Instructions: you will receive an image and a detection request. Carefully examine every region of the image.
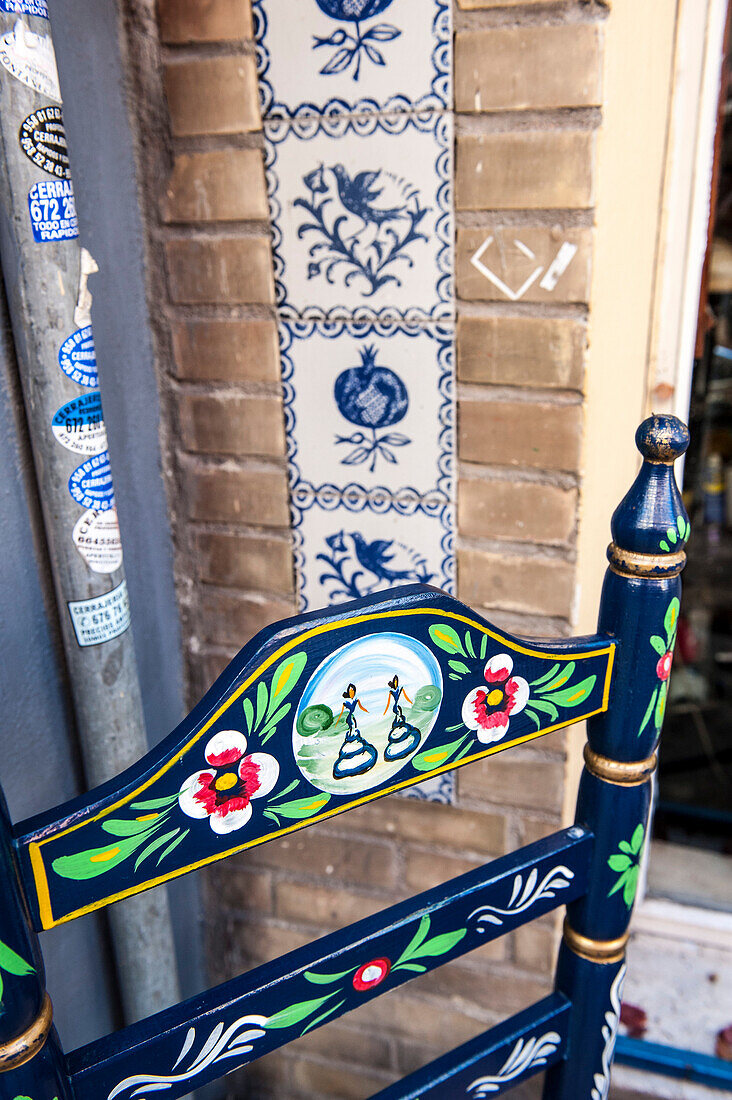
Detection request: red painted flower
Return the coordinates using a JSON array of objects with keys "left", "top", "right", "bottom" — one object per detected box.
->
[
  {"left": 656, "top": 651, "right": 673, "bottom": 681},
  {"left": 461, "top": 653, "right": 530, "bottom": 745},
  {"left": 178, "top": 730, "right": 279, "bottom": 835},
  {"left": 353, "top": 958, "right": 391, "bottom": 991}
]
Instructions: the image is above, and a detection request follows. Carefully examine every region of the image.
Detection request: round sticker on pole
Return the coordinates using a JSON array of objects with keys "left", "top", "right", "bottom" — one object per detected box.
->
[
  {"left": 68, "top": 451, "right": 115, "bottom": 511},
  {"left": 52, "top": 392, "right": 107, "bottom": 455},
  {"left": 19, "top": 106, "right": 69, "bottom": 179},
  {"left": 58, "top": 326, "right": 97, "bottom": 387}
]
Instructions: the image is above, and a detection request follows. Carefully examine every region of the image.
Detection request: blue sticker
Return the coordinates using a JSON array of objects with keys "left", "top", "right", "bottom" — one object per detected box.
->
[
  {"left": 52, "top": 391, "right": 106, "bottom": 455},
  {"left": 28, "top": 179, "right": 78, "bottom": 243},
  {"left": 58, "top": 326, "right": 97, "bottom": 387},
  {"left": 0, "top": 0, "right": 49, "bottom": 15},
  {"left": 68, "top": 451, "right": 115, "bottom": 511}
]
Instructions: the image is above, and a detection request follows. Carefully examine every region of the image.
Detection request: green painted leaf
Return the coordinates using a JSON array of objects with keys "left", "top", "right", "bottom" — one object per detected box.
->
[
  {"left": 304, "top": 967, "right": 355, "bottom": 985},
  {"left": 448, "top": 660, "right": 471, "bottom": 675},
  {"left": 526, "top": 698, "right": 559, "bottom": 723},
  {"left": 536, "top": 664, "right": 574, "bottom": 693},
  {"left": 410, "top": 928, "right": 467, "bottom": 960},
  {"left": 263, "top": 810, "right": 281, "bottom": 825},
  {"left": 479, "top": 633, "right": 488, "bottom": 659},
  {"left": 654, "top": 679, "right": 669, "bottom": 732},
  {"left": 254, "top": 680, "right": 269, "bottom": 730},
  {"left": 465, "top": 632, "right": 476, "bottom": 659},
  {"left": 265, "top": 993, "right": 336, "bottom": 1030},
  {"left": 130, "top": 794, "right": 179, "bottom": 810},
  {"left": 630, "top": 823, "right": 645, "bottom": 854},
  {"left": 608, "top": 854, "right": 631, "bottom": 872},
  {"left": 52, "top": 834, "right": 145, "bottom": 880},
  {"left": 638, "top": 686, "right": 658, "bottom": 737},
  {"left": 618, "top": 841, "right": 633, "bottom": 854},
  {"left": 623, "top": 866, "right": 640, "bottom": 907},
  {"left": 412, "top": 735, "right": 469, "bottom": 773},
  {"left": 445, "top": 723, "right": 463, "bottom": 732},
  {"left": 454, "top": 743, "right": 475, "bottom": 763},
  {"left": 267, "top": 651, "right": 308, "bottom": 719},
  {"left": 677, "top": 515, "right": 686, "bottom": 536},
  {"left": 392, "top": 962, "right": 427, "bottom": 974},
  {"left": 543, "top": 675, "right": 596, "bottom": 709},
  {"left": 664, "top": 597, "right": 680, "bottom": 642},
  {"left": 396, "top": 914, "right": 431, "bottom": 965},
  {"left": 659, "top": 540, "right": 670, "bottom": 552},
  {"left": 267, "top": 794, "right": 331, "bottom": 821},
  {"left": 134, "top": 829, "right": 180, "bottom": 871},
  {"left": 449, "top": 674, "right": 460, "bottom": 681},
  {"left": 269, "top": 779, "right": 300, "bottom": 804},
  {"left": 157, "top": 829, "right": 189, "bottom": 865},
  {"left": 301, "top": 1000, "right": 346, "bottom": 1036},
  {"left": 0, "top": 971, "right": 3, "bottom": 1003},
  {"left": 607, "top": 871, "right": 628, "bottom": 900},
  {"left": 523, "top": 709, "right": 541, "bottom": 730},
  {"left": 530, "top": 663, "right": 561, "bottom": 689},
  {"left": 102, "top": 818, "right": 159, "bottom": 837},
  {"left": 0, "top": 940, "right": 34, "bottom": 978},
  {"left": 260, "top": 702, "right": 292, "bottom": 743},
  {"left": 649, "top": 635, "right": 666, "bottom": 656},
  {"left": 242, "top": 696, "right": 254, "bottom": 734},
  {"left": 666, "top": 527, "right": 678, "bottom": 545},
  {"left": 428, "top": 624, "right": 466, "bottom": 658}
]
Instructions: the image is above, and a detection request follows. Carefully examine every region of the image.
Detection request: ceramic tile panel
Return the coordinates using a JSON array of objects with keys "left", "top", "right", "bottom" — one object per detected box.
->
[
  {"left": 281, "top": 320, "right": 454, "bottom": 501},
  {"left": 265, "top": 111, "right": 454, "bottom": 323},
  {"left": 253, "top": 0, "right": 451, "bottom": 120}
]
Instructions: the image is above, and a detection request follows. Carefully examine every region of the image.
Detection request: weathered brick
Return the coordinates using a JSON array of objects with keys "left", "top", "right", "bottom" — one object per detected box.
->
[
  {"left": 457, "top": 227, "right": 592, "bottom": 304},
  {"left": 457, "top": 316, "right": 585, "bottom": 391},
  {"left": 455, "top": 24, "right": 602, "bottom": 112},
  {"left": 190, "top": 649, "right": 237, "bottom": 694},
  {"left": 178, "top": 393, "right": 285, "bottom": 458},
  {"left": 405, "top": 848, "right": 482, "bottom": 893},
  {"left": 213, "top": 916, "right": 311, "bottom": 970},
  {"left": 458, "top": 0, "right": 549, "bottom": 6},
  {"left": 183, "top": 464, "right": 290, "bottom": 526},
  {"left": 195, "top": 531, "right": 294, "bottom": 593},
  {"left": 166, "top": 237, "right": 274, "bottom": 304},
  {"left": 162, "top": 150, "right": 267, "bottom": 223},
  {"left": 205, "top": 866, "right": 273, "bottom": 914},
  {"left": 519, "top": 814, "right": 562, "bottom": 847},
  {"left": 457, "top": 132, "right": 594, "bottom": 211},
  {"left": 354, "top": 992, "right": 482, "bottom": 1047},
  {"left": 459, "top": 399, "right": 582, "bottom": 473},
  {"left": 288, "top": 1021, "right": 392, "bottom": 1073},
  {"left": 333, "top": 796, "right": 506, "bottom": 856},
  {"left": 159, "top": 0, "right": 253, "bottom": 42},
  {"left": 458, "top": 547, "right": 575, "bottom": 619},
  {"left": 200, "top": 588, "right": 296, "bottom": 646},
  {"left": 170, "top": 319, "right": 280, "bottom": 384},
  {"left": 250, "top": 831, "right": 398, "bottom": 888},
  {"left": 291, "top": 1057, "right": 391, "bottom": 1099},
  {"left": 275, "top": 880, "right": 387, "bottom": 929},
  {"left": 513, "top": 921, "right": 558, "bottom": 974},
  {"left": 459, "top": 753, "right": 565, "bottom": 814},
  {"left": 420, "top": 958, "right": 552, "bottom": 1016},
  {"left": 458, "top": 477, "right": 577, "bottom": 545},
  {"left": 164, "top": 56, "right": 260, "bottom": 136},
  {"left": 223, "top": 1048, "right": 290, "bottom": 1096}
]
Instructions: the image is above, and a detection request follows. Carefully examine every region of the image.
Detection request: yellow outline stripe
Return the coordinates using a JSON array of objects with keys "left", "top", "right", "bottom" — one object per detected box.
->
[{"left": 28, "top": 608, "right": 615, "bottom": 928}]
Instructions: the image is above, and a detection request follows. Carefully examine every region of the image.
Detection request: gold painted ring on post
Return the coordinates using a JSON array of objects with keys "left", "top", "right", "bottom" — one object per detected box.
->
[
  {"left": 0, "top": 993, "right": 53, "bottom": 1072},
  {"left": 607, "top": 542, "right": 685, "bottom": 578},
  {"left": 583, "top": 744, "right": 657, "bottom": 786},
  {"left": 563, "top": 919, "right": 629, "bottom": 964}
]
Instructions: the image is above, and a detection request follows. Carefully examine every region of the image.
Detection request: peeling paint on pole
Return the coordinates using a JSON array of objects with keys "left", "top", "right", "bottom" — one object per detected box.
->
[{"left": 0, "top": 6, "right": 180, "bottom": 1024}]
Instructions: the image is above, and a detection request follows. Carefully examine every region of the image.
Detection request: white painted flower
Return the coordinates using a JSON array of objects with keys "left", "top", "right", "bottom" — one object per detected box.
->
[
  {"left": 461, "top": 653, "right": 530, "bottom": 745},
  {"left": 178, "top": 730, "right": 279, "bottom": 835}
]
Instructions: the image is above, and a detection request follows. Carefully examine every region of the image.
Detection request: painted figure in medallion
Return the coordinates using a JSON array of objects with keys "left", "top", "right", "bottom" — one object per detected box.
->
[{"left": 333, "top": 682, "right": 378, "bottom": 779}]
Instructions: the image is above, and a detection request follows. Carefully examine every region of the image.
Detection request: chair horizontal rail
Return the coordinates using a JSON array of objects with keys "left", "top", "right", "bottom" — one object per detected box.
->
[
  {"left": 13, "top": 586, "right": 614, "bottom": 930},
  {"left": 66, "top": 828, "right": 591, "bottom": 1100},
  {"left": 372, "top": 993, "right": 571, "bottom": 1099}
]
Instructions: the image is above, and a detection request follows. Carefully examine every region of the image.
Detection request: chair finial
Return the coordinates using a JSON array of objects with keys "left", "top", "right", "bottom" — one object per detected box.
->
[{"left": 610, "top": 414, "right": 690, "bottom": 566}]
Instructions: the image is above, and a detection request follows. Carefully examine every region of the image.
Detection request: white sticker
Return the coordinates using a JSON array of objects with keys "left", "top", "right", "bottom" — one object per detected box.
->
[
  {"left": 52, "top": 391, "right": 107, "bottom": 455},
  {"left": 0, "top": 19, "right": 60, "bottom": 101},
  {"left": 67, "top": 579, "right": 130, "bottom": 647},
  {"left": 72, "top": 508, "right": 123, "bottom": 574}
]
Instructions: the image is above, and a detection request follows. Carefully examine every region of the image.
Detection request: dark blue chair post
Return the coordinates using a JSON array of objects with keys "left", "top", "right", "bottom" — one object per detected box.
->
[
  {"left": 544, "top": 415, "right": 690, "bottom": 1098},
  {"left": 0, "top": 791, "right": 71, "bottom": 1099}
]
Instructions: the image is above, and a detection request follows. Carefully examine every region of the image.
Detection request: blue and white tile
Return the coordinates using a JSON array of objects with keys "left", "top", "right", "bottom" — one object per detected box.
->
[
  {"left": 281, "top": 321, "right": 454, "bottom": 500},
  {"left": 265, "top": 111, "right": 454, "bottom": 323},
  {"left": 292, "top": 497, "right": 454, "bottom": 613},
  {"left": 254, "top": 0, "right": 451, "bottom": 120}
]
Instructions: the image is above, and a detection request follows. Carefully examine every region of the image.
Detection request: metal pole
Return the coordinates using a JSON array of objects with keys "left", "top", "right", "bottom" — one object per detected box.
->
[{"left": 0, "top": 4, "right": 179, "bottom": 1024}]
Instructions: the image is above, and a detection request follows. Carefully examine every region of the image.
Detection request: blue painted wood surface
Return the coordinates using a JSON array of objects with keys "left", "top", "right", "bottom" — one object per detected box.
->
[
  {"left": 372, "top": 994, "right": 571, "bottom": 1098},
  {"left": 66, "top": 828, "right": 590, "bottom": 1100},
  {"left": 14, "top": 586, "right": 615, "bottom": 929}
]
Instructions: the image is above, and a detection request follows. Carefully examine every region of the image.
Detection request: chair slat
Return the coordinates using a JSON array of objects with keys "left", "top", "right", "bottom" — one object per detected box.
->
[
  {"left": 66, "top": 829, "right": 590, "bottom": 1100},
  {"left": 372, "top": 993, "right": 570, "bottom": 1099},
  {"left": 14, "top": 586, "right": 614, "bottom": 931}
]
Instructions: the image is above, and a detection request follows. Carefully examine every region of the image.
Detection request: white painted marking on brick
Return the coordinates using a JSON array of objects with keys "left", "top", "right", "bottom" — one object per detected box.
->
[
  {"left": 470, "top": 236, "right": 543, "bottom": 301},
  {"left": 538, "top": 242, "right": 578, "bottom": 292}
]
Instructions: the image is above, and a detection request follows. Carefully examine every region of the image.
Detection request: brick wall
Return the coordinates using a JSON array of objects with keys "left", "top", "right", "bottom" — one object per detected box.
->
[{"left": 128, "top": 1, "right": 607, "bottom": 1095}]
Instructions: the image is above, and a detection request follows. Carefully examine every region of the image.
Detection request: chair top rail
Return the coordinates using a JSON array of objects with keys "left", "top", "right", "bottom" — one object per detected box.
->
[
  {"left": 14, "top": 585, "right": 615, "bottom": 929},
  {"left": 372, "top": 993, "right": 571, "bottom": 1099},
  {"left": 66, "top": 827, "right": 591, "bottom": 1100}
]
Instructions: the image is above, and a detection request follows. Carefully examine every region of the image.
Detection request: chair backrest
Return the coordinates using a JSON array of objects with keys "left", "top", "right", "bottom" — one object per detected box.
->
[{"left": 0, "top": 413, "right": 690, "bottom": 1100}]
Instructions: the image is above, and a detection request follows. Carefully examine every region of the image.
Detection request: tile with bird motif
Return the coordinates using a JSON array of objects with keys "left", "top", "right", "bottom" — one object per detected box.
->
[
  {"left": 253, "top": 0, "right": 451, "bottom": 120},
  {"left": 265, "top": 111, "right": 454, "bottom": 323},
  {"left": 281, "top": 320, "right": 454, "bottom": 502},
  {"left": 292, "top": 495, "right": 454, "bottom": 613}
]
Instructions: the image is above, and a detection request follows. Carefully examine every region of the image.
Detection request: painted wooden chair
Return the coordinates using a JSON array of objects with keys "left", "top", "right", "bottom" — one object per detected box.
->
[{"left": 0, "top": 414, "right": 690, "bottom": 1100}]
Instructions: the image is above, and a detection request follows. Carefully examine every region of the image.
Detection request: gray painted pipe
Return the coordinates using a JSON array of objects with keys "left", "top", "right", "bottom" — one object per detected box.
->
[{"left": 0, "top": 8, "right": 180, "bottom": 1024}]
